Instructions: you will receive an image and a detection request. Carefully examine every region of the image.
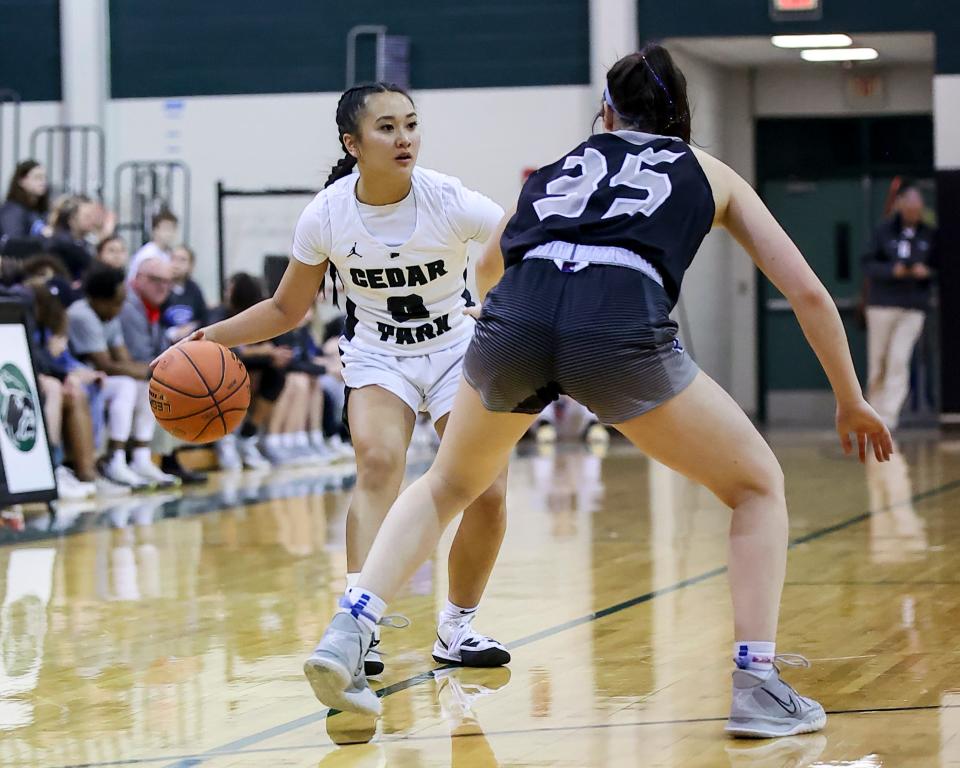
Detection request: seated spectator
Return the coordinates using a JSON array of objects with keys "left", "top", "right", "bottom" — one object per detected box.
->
[
  {"left": 210, "top": 273, "right": 285, "bottom": 470},
  {"left": 528, "top": 395, "right": 609, "bottom": 446},
  {"left": 129, "top": 209, "right": 177, "bottom": 284},
  {"left": 32, "top": 286, "right": 128, "bottom": 498},
  {"left": 20, "top": 253, "right": 80, "bottom": 306},
  {"left": 0, "top": 160, "right": 49, "bottom": 246},
  {"left": 263, "top": 309, "right": 338, "bottom": 464},
  {"left": 120, "top": 254, "right": 202, "bottom": 485},
  {"left": 48, "top": 196, "right": 99, "bottom": 281},
  {"left": 162, "top": 244, "right": 208, "bottom": 343},
  {"left": 67, "top": 265, "right": 172, "bottom": 489},
  {"left": 96, "top": 235, "right": 130, "bottom": 271}
]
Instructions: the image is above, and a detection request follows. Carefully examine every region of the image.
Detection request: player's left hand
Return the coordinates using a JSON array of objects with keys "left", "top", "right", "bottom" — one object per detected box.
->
[
  {"left": 463, "top": 304, "right": 483, "bottom": 320},
  {"left": 836, "top": 399, "right": 893, "bottom": 463}
]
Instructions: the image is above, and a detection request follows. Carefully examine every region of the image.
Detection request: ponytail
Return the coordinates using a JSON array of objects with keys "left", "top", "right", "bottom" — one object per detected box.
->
[
  {"left": 605, "top": 45, "right": 691, "bottom": 144},
  {"left": 323, "top": 153, "right": 356, "bottom": 307},
  {"left": 324, "top": 153, "right": 357, "bottom": 189},
  {"left": 323, "top": 152, "right": 357, "bottom": 307}
]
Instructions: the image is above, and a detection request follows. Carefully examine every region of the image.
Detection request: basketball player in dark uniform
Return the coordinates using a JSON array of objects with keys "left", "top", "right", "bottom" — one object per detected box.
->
[{"left": 304, "top": 46, "right": 893, "bottom": 739}]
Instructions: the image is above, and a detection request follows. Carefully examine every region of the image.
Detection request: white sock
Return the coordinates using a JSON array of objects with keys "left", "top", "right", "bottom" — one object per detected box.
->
[
  {"left": 345, "top": 572, "right": 361, "bottom": 592},
  {"left": 293, "top": 431, "right": 309, "bottom": 447},
  {"left": 310, "top": 430, "right": 325, "bottom": 447},
  {"left": 340, "top": 586, "right": 386, "bottom": 633},
  {"left": 734, "top": 641, "right": 776, "bottom": 673},
  {"left": 439, "top": 599, "right": 477, "bottom": 625},
  {"left": 110, "top": 448, "right": 127, "bottom": 467},
  {"left": 131, "top": 447, "right": 152, "bottom": 467},
  {"left": 281, "top": 432, "right": 296, "bottom": 449},
  {"left": 265, "top": 433, "right": 283, "bottom": 449}
]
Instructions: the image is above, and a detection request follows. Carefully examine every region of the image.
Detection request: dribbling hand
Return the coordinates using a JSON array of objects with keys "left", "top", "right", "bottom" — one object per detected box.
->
[
  {"left": 150, "top": 328, "right": 206, "bottom": 370},
  {"left": 836, "top": 399, "right": 893, "bottom": 463}
]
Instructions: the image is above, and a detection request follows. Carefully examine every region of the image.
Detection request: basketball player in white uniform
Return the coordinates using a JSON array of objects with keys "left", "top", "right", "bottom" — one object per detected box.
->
[{"left": 172, "top": 84, "right": 511, "bottom": 677}]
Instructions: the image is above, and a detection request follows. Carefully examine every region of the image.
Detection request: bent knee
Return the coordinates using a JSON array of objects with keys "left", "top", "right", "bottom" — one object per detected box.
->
[
  {"left": 354, "top": 443, "right": 405, "bottom": 487},
  {"left": 468, "top": 479, "right": 507, "bottom": 518},
  {"left": 429, "top": 468, "right": 502, "bottom": 515},
  {"left": 717, "top": 457, "right": 785, "bottom": 509}
]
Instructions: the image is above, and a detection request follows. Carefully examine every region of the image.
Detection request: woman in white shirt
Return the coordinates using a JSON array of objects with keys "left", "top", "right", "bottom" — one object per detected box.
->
[{"left": 179, "top": 83, "right": 510, "bottom": 679}]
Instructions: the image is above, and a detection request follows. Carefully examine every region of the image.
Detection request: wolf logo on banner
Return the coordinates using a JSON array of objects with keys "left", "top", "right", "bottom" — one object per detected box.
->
[{"left": 0, "top": 363, "right": 39, "bottom": 452}]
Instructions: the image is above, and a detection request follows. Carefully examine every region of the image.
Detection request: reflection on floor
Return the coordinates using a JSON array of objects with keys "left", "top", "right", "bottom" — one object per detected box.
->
[{"left": 1, "top": 431, "right": 959, "bottom": 767}]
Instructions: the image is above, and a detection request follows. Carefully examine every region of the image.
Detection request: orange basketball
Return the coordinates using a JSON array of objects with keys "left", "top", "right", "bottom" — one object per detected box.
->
[{"left": 149, "top": 340, "right": 250, "bottom": 444}]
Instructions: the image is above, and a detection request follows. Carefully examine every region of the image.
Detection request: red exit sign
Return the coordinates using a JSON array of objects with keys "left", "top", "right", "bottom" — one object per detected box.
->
[{"left": 770, "top": 0, "right": 822, "bottom": 19}]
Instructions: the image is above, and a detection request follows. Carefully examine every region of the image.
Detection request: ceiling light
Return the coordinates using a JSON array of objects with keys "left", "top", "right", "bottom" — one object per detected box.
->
[
  {"left": 772, "top": 34, "right": 853, "bottom": 48},
  {"left": 801, "top": 47, "right": 879, "bottom": 62}
]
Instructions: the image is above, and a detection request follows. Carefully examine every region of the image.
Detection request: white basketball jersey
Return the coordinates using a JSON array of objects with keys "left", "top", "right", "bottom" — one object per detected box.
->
[{"left": 292, "top": 167, "right": 503, "bottom": 355}]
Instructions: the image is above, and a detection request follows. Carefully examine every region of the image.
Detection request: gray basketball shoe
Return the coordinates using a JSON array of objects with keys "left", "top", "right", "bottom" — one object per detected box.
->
[
  {"left": 304, "top": 612, "right": 381, "bottom": 716},
  {"left": 725, "top": 655, "right": 827, "bottom": 738}
]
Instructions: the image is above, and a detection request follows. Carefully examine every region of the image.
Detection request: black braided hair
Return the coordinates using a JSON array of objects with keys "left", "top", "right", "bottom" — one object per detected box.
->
[{"left": 323, "top": 82, "right": 415, "bottom": 306}]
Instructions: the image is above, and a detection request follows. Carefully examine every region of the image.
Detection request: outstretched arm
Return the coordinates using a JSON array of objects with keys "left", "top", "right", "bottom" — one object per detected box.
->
[
  {"left": 694, "top": 148, "right": 892, "bottom": 461},
  {"left": 203, "top": 259, "right": 328, "bottom": 349}
]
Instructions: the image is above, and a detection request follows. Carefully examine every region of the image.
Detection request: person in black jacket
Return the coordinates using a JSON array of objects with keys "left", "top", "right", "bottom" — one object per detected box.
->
[
  {"left": 862, "top": 182, "right": 937, "bottom": 429},
  {"left": 0, "top": 160, "right": 49, "bottom": 246},
  {"left": 47, "top": 196, "right": 100, "bottom": 281},
  {"left": 161, "top": 244, "right": 208, "bottom": 343}
]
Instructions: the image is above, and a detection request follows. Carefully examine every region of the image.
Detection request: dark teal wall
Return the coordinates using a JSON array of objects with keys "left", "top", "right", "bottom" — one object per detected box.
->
[
  {"left": 0, "top": 0, "right": 61, "bottom": 102},
  {"left": 109, "top": 0, "right": 590, "bottom": 98},
  {"left": 636, "top": 0, "right": 958, "bottom": 73}
]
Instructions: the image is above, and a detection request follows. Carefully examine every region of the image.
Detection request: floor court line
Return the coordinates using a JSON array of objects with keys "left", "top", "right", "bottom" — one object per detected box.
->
[
  {"left": 46, "top": 702, "right": 960, "bottom": 768},
  {"left": 143, "top": 475, "right": 960, "bottom": 768}
]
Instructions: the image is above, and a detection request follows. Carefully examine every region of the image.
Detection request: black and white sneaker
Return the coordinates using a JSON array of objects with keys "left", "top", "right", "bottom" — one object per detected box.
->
[
  {"left": 365, "top": 628, "right": 384, "bottom": 678},
  {"left": 432, "top": 612, "right": 510, "bottom": 667},
  {"left": 362, "top": 614, "right": 409, "bottom": 679}
]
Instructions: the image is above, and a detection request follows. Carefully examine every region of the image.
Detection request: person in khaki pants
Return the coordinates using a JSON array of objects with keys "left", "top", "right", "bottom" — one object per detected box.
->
[{"left": 863, "top": 182, "right": 937, "bottom": 429}]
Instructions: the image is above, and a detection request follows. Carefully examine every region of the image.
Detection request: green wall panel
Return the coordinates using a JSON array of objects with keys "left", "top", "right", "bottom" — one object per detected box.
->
[
  {"left": 110, "top": 0, "right": 590, "bottom": 98},
  {"left": 0, "top": 0, "right": 61, "bottom": 102}
]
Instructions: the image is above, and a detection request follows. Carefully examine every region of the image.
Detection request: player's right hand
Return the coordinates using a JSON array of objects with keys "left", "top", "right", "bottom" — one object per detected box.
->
[
  {"left": 150, "top": 328, "right": 206, "bottom": 370},
  {"left": 836, "top": 399, "right": 893, "bottom": 463}
]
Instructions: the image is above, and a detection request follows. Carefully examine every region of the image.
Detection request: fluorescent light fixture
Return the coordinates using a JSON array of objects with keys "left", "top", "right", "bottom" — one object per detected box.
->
[
  {"left": 772, "top": 34, "right": 852, "bottom": 48},
  {"left": 801, "top": 47, "right": 879, "bottom": 62}
]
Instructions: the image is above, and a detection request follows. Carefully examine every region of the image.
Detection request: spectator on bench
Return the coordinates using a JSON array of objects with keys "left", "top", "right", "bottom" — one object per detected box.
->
[
  {"left": 0, "top": 160, "right": 48, "bottom": 245},
  {"left": 211, "top": 273, "right": 286, "bottom": 470},
  {"left": 264, "top": 308, "right": 338, "bottom": 464},
  {"left": 120, "top": 253, "right": 204, "bottom": 485},
  {"left": 19, "top": 253, "right": 81, "bottom": 306},
  {"left": 129, "top": 210, "right": 178, "bottom": 284},
  {"left": 48, "top": 196, "right": 100, "bottom": 282},
  {"left": 162, "top": 244, "right": 208, "bottom": 343},
  {"left": 32, "top": 285, "right": 129, "bottom": 499},
  {"left": 96, "top": 235, "right": 130, "bottom": 272},
  {"left": 67, "top": 265, "right": 175, "bottom": 489}
]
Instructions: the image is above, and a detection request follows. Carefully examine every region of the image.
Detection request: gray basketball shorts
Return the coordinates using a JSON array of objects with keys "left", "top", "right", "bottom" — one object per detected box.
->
[{"left": 463, "top": 259, "right": 699, "bottom": 425}]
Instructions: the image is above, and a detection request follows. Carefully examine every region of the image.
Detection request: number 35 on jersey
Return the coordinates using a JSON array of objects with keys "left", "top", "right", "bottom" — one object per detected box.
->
[{"left": 533, "top": 146, "right": 683, "bottom": 222}]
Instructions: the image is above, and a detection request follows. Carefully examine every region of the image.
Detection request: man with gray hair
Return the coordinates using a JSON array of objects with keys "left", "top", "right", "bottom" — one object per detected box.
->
[{"left": 118, "top": 254, "right": 183, "bottom": 486}]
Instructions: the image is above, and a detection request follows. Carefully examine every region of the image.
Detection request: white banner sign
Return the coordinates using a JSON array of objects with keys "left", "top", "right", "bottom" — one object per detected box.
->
[{"left": 0, "top": 324, "right": 55, "bottom": 495}]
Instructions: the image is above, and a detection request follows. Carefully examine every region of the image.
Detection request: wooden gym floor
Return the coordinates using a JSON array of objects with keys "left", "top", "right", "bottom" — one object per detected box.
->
[{"left": 1, "top": 430, "right": 959, "bottom": 767}]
